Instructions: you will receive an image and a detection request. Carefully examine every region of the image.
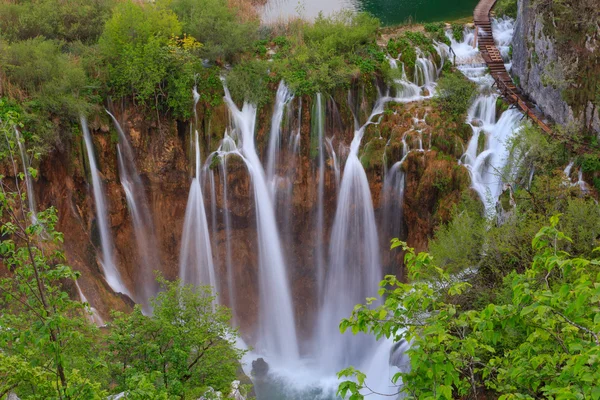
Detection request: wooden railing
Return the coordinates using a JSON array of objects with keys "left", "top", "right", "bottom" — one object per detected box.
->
[{"left": 473, "top": 0, "right": 553, "bottom": 135}]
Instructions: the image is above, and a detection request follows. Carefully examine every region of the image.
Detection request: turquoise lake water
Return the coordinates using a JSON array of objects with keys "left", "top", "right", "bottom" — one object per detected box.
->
[{"left": 261, "top": 0, "right": 478, "bottom": 25}]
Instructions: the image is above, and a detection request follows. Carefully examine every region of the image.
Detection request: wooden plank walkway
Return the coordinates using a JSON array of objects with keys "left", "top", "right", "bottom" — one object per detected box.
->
[{"left": 473, "top": 0, "right": 553, "bottom": 135}]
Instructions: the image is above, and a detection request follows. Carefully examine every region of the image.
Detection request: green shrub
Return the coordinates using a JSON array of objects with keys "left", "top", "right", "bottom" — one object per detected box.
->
[
  {"left": 434, "top": 70, "right": 477, "bottom": 121},
  {"left": 339, "top": 217, "right": 600, "bottom": 400},
  {"left": 108, "top": 278, "right": 246, "bottom": 397},
  {"left": 253, "top": 39, "right": 269, "bottom": 57},
  {"left": 225, "top": 59, "right": 272, "bottom": 107},
  {"left": 99, "top": 1, "right": 182, "bottom": 103},
  {"left": 0, "top": 0, "right": 115, "bottom": 43},
  {"left": 168, "top": 0, "right": 259, "bottom": 63},
  {"left": 424, "top": 22, "right": 451, "bottom": 45},
  {"left": 0, "top": 38, "right": 92, "bottom": 151},
  {"left": 579, "top": 153, "right": 600, "bottom": 173},
  {"left": 424, "top": 22, "right": 445, "bottom": 33},
  {"left": 451, "top": 23, "right": 464, "bottom": 42},
  {"left": 494, "top": 0, "right": 518, "bottom": 18},
  {"left": 99, "top": 0, "right": 216, "bottom": 118},
  {"left": 273, "top": 11, "right": 381, "bottom": 96}
]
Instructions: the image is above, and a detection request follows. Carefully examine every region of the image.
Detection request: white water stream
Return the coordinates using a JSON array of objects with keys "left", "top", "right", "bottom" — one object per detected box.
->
[
  {"left": 223, "top": 85, "right": 300, "bottom": 362},
  {"left": 81, "top": 116, "right": 129, "bottom": 295},
  {"left": 108, "top": 111, "right": 160, "bottom": 311}
]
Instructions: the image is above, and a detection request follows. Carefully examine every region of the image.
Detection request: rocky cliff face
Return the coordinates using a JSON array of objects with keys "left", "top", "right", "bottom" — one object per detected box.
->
[
  {"left": 512, "top": 0, "right": 600, "bottom": 133},
  {"left": 24, "top": 88, "right": 469, "bottom": 344}
]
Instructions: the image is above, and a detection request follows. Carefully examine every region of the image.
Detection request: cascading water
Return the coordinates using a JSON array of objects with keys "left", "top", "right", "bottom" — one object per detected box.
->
[
  {"left": 219, "top": 151, "right": 237, "bottom": 320},
  {"left": 388, "top": 43, "right": 446, "bottom": 103},
  {"left": 201, "top": 132, "right": 242, "bottom": 319},
  {"left": 265, "top": 82, "right": 298, "bottom": 285},
  {"left": 381, "top": 161, "right": 406, "bottom": 246},
  {"left": 325, "top": 137, "right": 341, "bottom": 188},
  {"left": 179, "top": 130, "right": 218, "bottom": 298},
  {"left": 446, "top": 18, "right": 524, "bottom": 214},
  {"left": 108, "top": 111, "right": 160, "bottom": 311},
  {"left": 414, "top": 49, "right": 437, "bottom": 89},
  {"left": 75, "top": 281, "right": 104, "bottom": 326},
  {"left": 206, "top": 169, "right": 222, "bottom": 287},
  {"left": 222, "top": 85, "right": 299, "bottom": 361},
  {"left": 314, "top": 93, "right": 327, "bottom": 297},
  {"left": 315, "top": 97, "right": 386, "bottom": 373},
  {"left": 81, "top": 116, "right": 129, "bottom": 295},
  {"left": 462, "top": 97, "right": 523, "bottom": 213},
  {"left": 266, "top": 81, "right": 294, "bottom": 188},
  {"left": 388, "top": 57, "right": 426, "bottom": 102}
]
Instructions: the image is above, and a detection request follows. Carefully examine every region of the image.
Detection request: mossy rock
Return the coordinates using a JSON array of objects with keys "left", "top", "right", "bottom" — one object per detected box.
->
[
  {"left": 360, "top": 137, "right": 387, "bottom": 170},
  {"left": 495, "top": 97, "right": 509, "bottom": 118},
  {"left": 477, "top": 131, "right": 488, "bottom": 155}
]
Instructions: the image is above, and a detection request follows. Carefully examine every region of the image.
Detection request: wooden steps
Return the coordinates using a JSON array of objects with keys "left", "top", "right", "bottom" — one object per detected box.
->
[{"left": 473, "top": 0, "right": 554, "bottom": 136}]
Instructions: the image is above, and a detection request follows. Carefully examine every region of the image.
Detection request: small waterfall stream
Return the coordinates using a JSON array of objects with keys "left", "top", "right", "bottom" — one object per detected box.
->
[
  {"left": 108, "top": 111, "right": 160, "bottom": 310},
  {"left": 179, "top": 130, "right": 218, "bottom": 297},
  {"left": 219, "top": 153, "right": 237, "bottom": 320},
  {"left": 381, "top": 161, "right": 407, "bottom": 246},
  {"left": 81, "top": 116, "right": 129, "bottom": 295},
  {"left": 75, "top": 281, "right": 104, "bottom": 326},
  {"left": 266, "top": 81, "right": 294, "bottom": 188},
  {"left": 314, "top": 93, "right": 327, "bottom": 298}
]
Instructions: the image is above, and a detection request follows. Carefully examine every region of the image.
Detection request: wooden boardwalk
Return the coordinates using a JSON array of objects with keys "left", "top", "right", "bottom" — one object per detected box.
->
[{"left": 474, "top": 0, "right": 553, "bottom": 135}]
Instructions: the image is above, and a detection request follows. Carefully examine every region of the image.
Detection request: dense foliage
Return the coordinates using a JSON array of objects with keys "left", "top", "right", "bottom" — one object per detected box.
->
[
  {"left": 339, "top": 120, "right": 600, "bottom": 399},
  {"left": 169, "top": 0, "right": 258, "bottom": 63},
  {"left": 109, "top": 279, "right": 245, "bottom": 398},
  {"left": 268, "top": 12, "right": 385, "bottom": 96},
  {"left": 339, "top": 217, "right": 600, "bottom": 399},
  {"left": 0, "top": 118, "right": 245, "bottom": 399},
  {"left": 434, "top": 70, "right": 477, "bottom": 121},
  {"left": 0, "top": 0, "right": 423, "bottom": 152},
  {"left": 0, "top": 0, "right": 114, "bottom": 43}
]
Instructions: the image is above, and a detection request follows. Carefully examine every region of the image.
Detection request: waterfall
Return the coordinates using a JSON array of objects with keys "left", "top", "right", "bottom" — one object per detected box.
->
[
  {"left": 75, "top": 281, "right": 104, "bottom": 326},
  {"left": 266, "top": 82, "right": 297, "bottom": 286},
  {"left": 462, "top": 94, "right": 498, "bottom": 166},
  {"left": 381, "top": 161, "right": 406, "bottom": 244},
  {"left": 207, "top": 169, "right": 221, "bottom": 288},
  {"left": 413, "top": 50, "right": 437, "bottom": 89},
  {"left": 463, "top": 102, "right": 522, "bottom": 214},
  {"left": 325, "top": 137, "right": 341, "bottom": 188},
  {"left": 457, "top": 18, "right": 522, "bottom": 215},
  {"left": 219, "top": 155, "right": 237, "bottom": 320},
  {"left": 387, "top": 52, "right": 441, "bottom": 102},
  {"left": 563, "top": 160, "right": 588, "bottom": 192},
  {"left": 266, "top": 81, "right": 294, "bottom": 187},
  {"left": 108, "top": 111, "right": 160, "bottom": 311},
  {"left": 314, "top": 97, "right": 386, "bottom": 373},
  {"left": 14, "top": 128, "right": 37, "bottom": 220},
  {"left": 179, "top": 130, "right": 218, "bottom": 297},
  {"left": 81, "top": 116, "right": 129, "bottom": 295},
  {"left": 222, "top": 85, "right": 299, "bottom": 361},
  {"left": 314, "top": 93, "right": 327, "bottom": 298}
]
